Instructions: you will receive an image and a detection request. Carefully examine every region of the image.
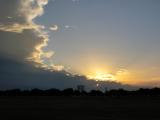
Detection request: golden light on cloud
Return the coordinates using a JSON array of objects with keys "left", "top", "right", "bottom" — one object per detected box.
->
[
  {"left": 87, "top": 70, "right": 116, "bottom": 82},
  {"left": 77, "top": 60, "right": 130, "bottom": 83},
  {"left": 84, "top": 68, "right": 133, "bottom": 84}
]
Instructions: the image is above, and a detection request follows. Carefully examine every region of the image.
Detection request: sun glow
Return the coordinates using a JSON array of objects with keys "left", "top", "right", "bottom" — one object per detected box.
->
[{"left": 87, "top": 70, "right": 116, "bottom": 82}]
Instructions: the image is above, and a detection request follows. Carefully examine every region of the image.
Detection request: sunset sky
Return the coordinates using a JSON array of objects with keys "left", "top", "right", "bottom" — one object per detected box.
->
[{"left": 0, "top": 0, "right": 160, "bottom": 90}]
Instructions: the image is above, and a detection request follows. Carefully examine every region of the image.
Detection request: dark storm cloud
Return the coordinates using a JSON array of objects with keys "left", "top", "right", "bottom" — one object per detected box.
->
[{"left": 0, "top": 56, "right": 135, "bottom": 90}]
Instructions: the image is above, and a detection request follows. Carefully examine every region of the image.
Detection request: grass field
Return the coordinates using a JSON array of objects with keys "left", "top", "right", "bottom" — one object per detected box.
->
[{"left": 0, "top": 96, "right": 160, "bottom": 120}]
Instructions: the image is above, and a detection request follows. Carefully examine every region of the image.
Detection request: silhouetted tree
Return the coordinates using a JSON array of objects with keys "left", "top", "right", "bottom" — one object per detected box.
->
[
  {"left": 22, "top": 90, "right": 30, "bottom": 96},
  {"left": 45, "top": 88, "right": 61, "bottom": 96},
  {"left": 0, "top": 87, "right": 160, "bottom": 96},
  {"left": 89, "top": 90, "right": 104, "bottom": 96},
  {"left": 74, "top": 90, "right": 81, "bottom": 96},
  {"left": 62, "top": 88, "right": 74, "bottom": 96},
  {"left": 106, "top": 89, "right": 129, "bottom": 96},
  {"left": 31, "top": 88, "right": 44, "bottom": 96},
  {"left": 5, "top": 89, "right": 21, "bottom": 96}
]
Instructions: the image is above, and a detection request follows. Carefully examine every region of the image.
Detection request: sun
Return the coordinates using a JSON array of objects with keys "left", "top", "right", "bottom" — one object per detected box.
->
[{"left": 87, "top": 70, "right": 116, "bottom": 82}]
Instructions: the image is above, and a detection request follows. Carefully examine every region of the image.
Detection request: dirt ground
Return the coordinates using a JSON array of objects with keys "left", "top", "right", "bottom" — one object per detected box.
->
[{"left": 0, "top": 96, "right": 160, "bottom": 120}]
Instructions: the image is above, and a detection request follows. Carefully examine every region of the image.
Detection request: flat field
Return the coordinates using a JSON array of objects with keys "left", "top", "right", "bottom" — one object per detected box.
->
[{"left": 0, "top": 96, "right": 160, "bottom": 120}]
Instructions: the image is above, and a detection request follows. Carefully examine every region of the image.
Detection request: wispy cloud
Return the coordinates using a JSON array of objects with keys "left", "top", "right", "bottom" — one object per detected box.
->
[
  {"left": 49, "top": 25, "right": 58, "bottom": 31},
  {"left": 64, "top": 25, "right": 77, "bottom": 30},
  {"left": 116, "top": 69, "right": 129, "bottom": 75},
  {"left": 72, "top": 0, "right": 80, "bottom": 3}
]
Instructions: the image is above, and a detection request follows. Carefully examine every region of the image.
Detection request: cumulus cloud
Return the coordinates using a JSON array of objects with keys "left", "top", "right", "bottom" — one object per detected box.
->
[{"left": 0, "top": 0, "right": 63, "bottom": 71}]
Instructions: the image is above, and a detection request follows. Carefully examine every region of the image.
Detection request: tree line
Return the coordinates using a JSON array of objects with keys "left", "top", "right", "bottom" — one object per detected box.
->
[{"left": 0, "top": 87, "right": 160, "bottom": 96}]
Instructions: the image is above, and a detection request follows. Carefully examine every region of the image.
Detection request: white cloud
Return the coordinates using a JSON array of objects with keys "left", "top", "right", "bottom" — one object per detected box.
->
[{"left": 49, "top": 25, "right": 58, "bottom": 31}]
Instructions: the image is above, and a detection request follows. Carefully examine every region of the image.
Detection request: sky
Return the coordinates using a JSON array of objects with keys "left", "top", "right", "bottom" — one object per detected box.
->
[{"left": 0, "top": 0, "right": 160, "bottom": 90}]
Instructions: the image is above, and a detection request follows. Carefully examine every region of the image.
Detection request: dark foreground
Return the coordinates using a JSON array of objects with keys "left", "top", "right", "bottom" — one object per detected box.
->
[{"left": 0, "top": 96, "right": 160, "bottom": 120}]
